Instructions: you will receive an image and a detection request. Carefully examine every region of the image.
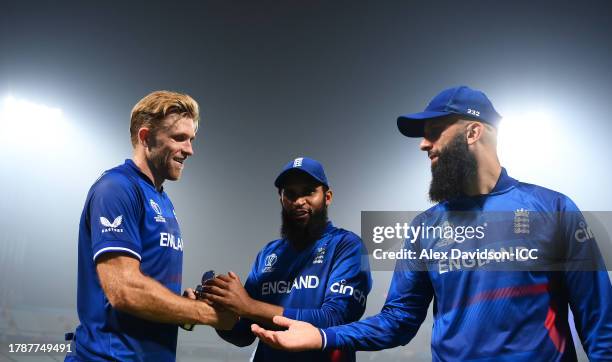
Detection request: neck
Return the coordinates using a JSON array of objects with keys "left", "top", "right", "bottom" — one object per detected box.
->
[
  {"left": 133, "top": 150, "right": 164, "bottom": 191},
  {"left": 464, "top": 152, "right": 501, "bottom": 196}
]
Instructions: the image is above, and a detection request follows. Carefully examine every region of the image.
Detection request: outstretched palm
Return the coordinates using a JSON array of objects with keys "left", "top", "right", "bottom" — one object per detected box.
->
[{"left": 251, "top": 316, "right": 322, "bottom": 351}]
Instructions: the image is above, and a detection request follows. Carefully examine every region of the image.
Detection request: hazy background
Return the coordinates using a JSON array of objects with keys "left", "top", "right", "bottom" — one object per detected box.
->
[{"left": 1, "top": 1, "right": 611, "bottom": 360}]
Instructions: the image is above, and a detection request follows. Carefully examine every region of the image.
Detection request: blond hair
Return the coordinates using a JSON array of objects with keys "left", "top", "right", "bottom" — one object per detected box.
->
[{"left": 130, "top": 90, "right": 199, "bottom": 146}]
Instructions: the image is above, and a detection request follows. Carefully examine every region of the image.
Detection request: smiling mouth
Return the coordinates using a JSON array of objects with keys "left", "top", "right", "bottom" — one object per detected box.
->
[{"left": 292, "top": 210, "right": 310, "bottom": 218}]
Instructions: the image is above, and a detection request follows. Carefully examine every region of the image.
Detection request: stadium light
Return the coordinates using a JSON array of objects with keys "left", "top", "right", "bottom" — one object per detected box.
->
[
  {"left": 0, "top": 96, "right": 71, "bottom": 148},
  {"left": 497, "top": 110, "right": 562, "bottom": 179}
]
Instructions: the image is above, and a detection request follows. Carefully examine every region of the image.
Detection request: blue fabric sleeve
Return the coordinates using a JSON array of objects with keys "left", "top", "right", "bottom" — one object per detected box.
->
[
  {"left": 89, "top": 174, "right": 143, "bottom": 262},
  {"left": 215, "top": 318, "right": 256, "bottom": 347},
  {"left": 283, "top": 233, "right": 372, "bottom": 328},
  {"left": 323, "top": 229, "right": 433, "bottom": 350},
  {"left": 559, "top": 197, "right": 612, "bottom": 360}
]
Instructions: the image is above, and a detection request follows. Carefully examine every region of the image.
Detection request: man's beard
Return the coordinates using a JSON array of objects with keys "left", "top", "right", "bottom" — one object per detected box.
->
[
  {"left": 148, "top": 147, "right": 180, "bottom": 182},
  {"left": 429, "top": 133, "right": 478, "bottom": 203},
  {"left": 281, "top": 206, "right": 328, "bottom": 246}
]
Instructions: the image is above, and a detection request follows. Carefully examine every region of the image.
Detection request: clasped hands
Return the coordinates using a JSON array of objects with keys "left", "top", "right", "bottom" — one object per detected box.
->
[
  {"left": 182, "top": 271, "right": 250, "bottom": 330},
  {"left": 184, "top": 271, "right": 254, "bottom": 321},
  {"left": 205, "top": 271, "right": 255, "bottom": 317}
]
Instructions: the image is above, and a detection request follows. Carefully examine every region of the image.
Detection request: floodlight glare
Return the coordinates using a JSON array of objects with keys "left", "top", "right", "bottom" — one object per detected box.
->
[
  {"left": 498, "top": 110, "right": 559, "bottom": 176},
  {"left": 0, "top": 96, "right": 70, "bottom": 148}
]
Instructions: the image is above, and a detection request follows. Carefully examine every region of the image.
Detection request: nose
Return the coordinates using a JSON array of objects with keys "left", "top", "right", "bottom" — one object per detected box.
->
[
  {"left": 183, "top": 140, "right": 194, "bottom": 157},
  {"left": 419, "top": 137, "right": 433, "bottom": 152},
  {"left": 293, "top": 196, "right": 307, "bottom": 207}
]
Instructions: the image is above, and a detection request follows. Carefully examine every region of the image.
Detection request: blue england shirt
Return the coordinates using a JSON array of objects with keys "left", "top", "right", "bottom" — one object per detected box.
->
[
  {"left": 70, "top": 159, "right": 184, "bottom": 361},
  {"left": 218, "top": 222, "right": 372, "bottom": 362},
  {"left": 322, "top": 168, "right": 612, "bottom": 361}
]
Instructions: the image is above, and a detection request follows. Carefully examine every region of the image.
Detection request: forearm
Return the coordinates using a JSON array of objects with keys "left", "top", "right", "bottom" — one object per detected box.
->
[
  {"left": 243, "top": 299, "right": 284, "bottom": 327},
  {"left": 322, "top": 309, "right": 417, "bottom": 351},
  {"left": 284, "top": 303, "right": 364, "bottom": 328},
  {"left": 113, "top": 273, "right": 219, "bottom": 325},
  {"left": 566, "top": 270, "right": 612, "bottom": 359}
]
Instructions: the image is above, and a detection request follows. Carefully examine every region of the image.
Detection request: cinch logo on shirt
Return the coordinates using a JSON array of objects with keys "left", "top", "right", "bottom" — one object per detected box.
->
[
  {"left": 100, "top": 215, "right": 124, "bottom": 233},
  {"left": 159, "top": 232, "right": 183, "bottom": 251},
  {"left": 574, "top": 221, "right": 595, "bottom": 243},
  {"left": 261, "top": 275, "right": 319, "bottom": 295},
  {"left": 330, "top": 279, "right": 367, "bottom": 307}
]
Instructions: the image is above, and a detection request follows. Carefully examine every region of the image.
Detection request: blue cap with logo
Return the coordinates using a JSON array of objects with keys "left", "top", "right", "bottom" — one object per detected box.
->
[
  {"left": 274, "top": 157, "right": 329, "bottom": 188},
  {"left": 397, "top": 85, "right": 502, "bottom": 137}
]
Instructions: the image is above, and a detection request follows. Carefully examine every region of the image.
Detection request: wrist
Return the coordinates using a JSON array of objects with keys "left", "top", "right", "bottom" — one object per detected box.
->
[
  {"left": 195, "top": 300, "right": 214, "bottom": 325},
  {"left": 241, "top": 297, "right": 257, "bottom": 318}
]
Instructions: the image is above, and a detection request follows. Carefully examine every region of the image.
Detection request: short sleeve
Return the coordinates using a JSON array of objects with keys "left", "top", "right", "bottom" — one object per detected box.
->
[{"left": 89, "top": 175, "right": 143, "bottom": 262}]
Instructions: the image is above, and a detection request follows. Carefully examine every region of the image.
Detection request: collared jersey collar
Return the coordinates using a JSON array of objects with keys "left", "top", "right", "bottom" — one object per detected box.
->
[
  {"left": 124, "top": 159, "right": 164, "bottom": 193},
  {"left": 323, "top": 221, "right": 335, "bottom": 235},
  {"left": 443, "top": 167, "right": 518, "bottom": 209},
  {"left": 488, "top": 167, "right": 518, "bottom": 195}
]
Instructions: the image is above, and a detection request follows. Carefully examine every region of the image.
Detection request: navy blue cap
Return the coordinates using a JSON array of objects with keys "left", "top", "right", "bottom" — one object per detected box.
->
[
  {"left": 274, "top": 157, "right": 329, "bottom": 188},
  {"left": 397, "top": 86, "right": 502, "bottom": 137}
]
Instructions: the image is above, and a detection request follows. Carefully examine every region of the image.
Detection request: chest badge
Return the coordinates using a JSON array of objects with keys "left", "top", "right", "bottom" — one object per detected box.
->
[
  {"left": 150, "top": 199, "right": 166, "bottom": 223},
  {"left": 514, "top": 208, "right": 530, "bottom": 234},
  {"left": 263, "top": 253, "right": 277, "bottom": 273},
  {"left": 313, "top": 247, "right": 326, "bottom": 264}
]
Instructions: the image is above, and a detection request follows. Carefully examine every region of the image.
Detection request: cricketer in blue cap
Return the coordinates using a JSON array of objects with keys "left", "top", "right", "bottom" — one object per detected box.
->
[
  {"left": 397, "top": 85, "right": 502, "bottom": 137},
  {"left": 249, "top": 87, "right": 612, "bottom": 362},
  {"left": 210, "top": 156, "right": 372, "bottom": 362}
]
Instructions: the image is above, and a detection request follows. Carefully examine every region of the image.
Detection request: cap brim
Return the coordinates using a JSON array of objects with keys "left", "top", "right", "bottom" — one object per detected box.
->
[{"left": 397, "top": 111, "right": 451, "bottom": 137}]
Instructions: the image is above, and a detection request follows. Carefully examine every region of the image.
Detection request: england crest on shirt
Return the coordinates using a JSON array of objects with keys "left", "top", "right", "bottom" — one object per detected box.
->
[
  {"left": 313, "top": 247, "right": 326, "bottom": 264},
  {"left": 514, "top": 208, "right": 530, "bottom": 234}
]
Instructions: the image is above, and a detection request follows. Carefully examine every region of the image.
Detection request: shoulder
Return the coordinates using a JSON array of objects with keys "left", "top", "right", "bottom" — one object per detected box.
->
[
  {"left": 92, "top": 165, "right": 139, "bottom": 193},
  {"left": 415, "top": 203, "right": 447, "bottom": 222},
  {"left": 249, "top": 238, "right": 284, "bottom": 269},
  {"left": 331, "top": 227, "right": 362, "bottom": 244},
  {"left": 328, "top": 227, "right": 366, "bottom": 255},
  {"left": 254, "top": 238, "right": 285, "bottom": 260},
  {"left": 87, "top": 165, "right": 143, "bottom": 209},
  {"left": 261, "top": 237, "right": 284, "bottom": 251},
  {"left": 514, "top": 181, "right": 579, "bottom": 211}
]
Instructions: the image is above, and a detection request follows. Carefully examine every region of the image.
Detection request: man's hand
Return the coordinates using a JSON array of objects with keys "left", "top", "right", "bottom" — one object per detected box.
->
[
  {"left": 251, "top": 316, "right": 322, "bottom": 351},
  {"left": 183, "top": 288, "right": 196, "bottom": 300},
  {"left": 205, "top": 271, "right": 254, "bottom": 316},
  {"left": 184, "top": 287, "right": 214, "bottom": 306},
  {"left": 181, "top": 287, "right": 238, "bottom": 330}
]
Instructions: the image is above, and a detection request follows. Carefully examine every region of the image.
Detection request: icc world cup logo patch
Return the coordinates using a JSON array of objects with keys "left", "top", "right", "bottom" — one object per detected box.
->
[{"left": 263, "top": 253, "right": 277, "bottom": 273}]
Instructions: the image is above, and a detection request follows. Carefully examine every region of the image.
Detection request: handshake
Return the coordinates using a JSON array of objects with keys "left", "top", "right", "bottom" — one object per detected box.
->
[{"left": 182, "top": 270, "right": 256, "bottom": 331}]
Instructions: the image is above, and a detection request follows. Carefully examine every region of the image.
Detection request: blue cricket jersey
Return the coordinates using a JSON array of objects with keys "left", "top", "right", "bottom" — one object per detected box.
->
[
  {"left": 322, "top": 168, "right": 612, "bottom": 361},
  {"left": 69, "top": 159, "right": 185, "bottom": 361},
  {"left": 218, "top": 222, "right": 372, "bottom": 362}
]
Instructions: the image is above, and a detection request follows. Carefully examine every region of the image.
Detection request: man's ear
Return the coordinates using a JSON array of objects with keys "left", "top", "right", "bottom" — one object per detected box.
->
[
  {"left": 325, "top": 189, "right": 333, "bottom": 206},
  {"left": 466, "top": 122, "right": 484, "bottom": 145},
  {"left": 137, "top": 127, "right": 151, "bottom": 148}
]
